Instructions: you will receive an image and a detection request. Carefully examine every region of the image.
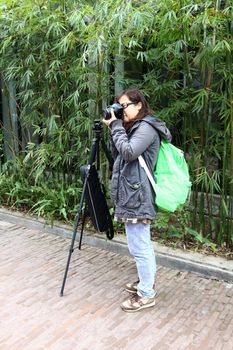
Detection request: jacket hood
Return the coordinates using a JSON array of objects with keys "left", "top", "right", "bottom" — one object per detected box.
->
[{"left": 143, "top": 115, "right": 172, "bottom": 142}]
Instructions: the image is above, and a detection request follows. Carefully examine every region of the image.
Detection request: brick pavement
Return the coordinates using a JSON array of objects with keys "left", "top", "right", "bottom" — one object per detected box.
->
[{"left": 0, "top": 220, "right": 233, "bottom": 350}]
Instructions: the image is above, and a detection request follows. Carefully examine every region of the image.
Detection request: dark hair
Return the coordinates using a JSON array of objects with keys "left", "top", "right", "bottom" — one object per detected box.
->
[{"left": 116, "top": 88, "right": 153, "bottom": 120}]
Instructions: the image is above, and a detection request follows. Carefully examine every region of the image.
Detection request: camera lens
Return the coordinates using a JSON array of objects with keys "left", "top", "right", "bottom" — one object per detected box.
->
[{"left": 103, "top": 103, "right": 123, "bottom": 120}]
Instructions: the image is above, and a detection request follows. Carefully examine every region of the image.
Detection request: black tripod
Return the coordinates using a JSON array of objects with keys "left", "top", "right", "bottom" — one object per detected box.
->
[{"left": 60, "top": 120, "right": 114, "bottom": 296}]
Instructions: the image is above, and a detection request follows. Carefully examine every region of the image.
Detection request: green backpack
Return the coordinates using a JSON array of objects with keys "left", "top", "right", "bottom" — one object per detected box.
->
[{"left": 139, "top": 140, "right": 192, "bottom": 212}]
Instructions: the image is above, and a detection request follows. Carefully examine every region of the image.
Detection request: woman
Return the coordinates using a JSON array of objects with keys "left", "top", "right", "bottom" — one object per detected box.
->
[{"left": 103, "top": 88, "right": 171, "bottom": 313}]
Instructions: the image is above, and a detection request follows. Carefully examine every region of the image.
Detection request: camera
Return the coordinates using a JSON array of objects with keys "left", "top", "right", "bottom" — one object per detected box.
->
[{"left": 103, "top": 103, "right": 123, "bottom": 120}]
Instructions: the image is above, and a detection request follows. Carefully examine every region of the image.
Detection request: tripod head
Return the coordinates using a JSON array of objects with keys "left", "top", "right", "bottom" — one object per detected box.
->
[
  {"left": 89, "top": 119, "right": 113, "bottom": 171},
  {"left": 92, "top": 120, "right": 103, "bottom": 139}
]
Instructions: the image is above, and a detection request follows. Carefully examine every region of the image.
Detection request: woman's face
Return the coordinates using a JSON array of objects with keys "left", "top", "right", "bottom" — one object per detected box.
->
[{"left": 118, "top": 94, "right": 142, "bottom": 123}]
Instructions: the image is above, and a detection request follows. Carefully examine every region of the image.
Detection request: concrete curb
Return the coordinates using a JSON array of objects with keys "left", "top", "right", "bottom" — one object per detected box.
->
[{"left": 0, "top": 208, "right": 232, "bottom": 283}]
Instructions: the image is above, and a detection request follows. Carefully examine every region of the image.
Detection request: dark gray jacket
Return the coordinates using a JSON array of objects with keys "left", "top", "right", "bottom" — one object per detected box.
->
[{"left": 110, "top": 115, "right": 172, "bottom": 221}]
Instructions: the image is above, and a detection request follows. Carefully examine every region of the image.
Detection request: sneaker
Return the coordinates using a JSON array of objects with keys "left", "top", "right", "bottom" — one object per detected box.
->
[
  {"left": 124, "top": 280, "right": 139, "bottom": 293},
  {"left": 121, "top": 293, "right": 156, "bottom": 313},
  {"left": 124, "top": 280, "right": 156, "bottom": 294}
]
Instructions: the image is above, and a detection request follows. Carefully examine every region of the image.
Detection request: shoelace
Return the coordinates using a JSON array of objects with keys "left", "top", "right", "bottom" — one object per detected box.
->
[{"left": 130, "top": 294, "right": 140, "bottom": 303}]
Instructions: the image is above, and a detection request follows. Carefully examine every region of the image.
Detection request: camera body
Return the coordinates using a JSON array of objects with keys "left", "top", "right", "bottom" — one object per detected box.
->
[{"left": 103, "top": 103, "right": 123, "bottom": 120}]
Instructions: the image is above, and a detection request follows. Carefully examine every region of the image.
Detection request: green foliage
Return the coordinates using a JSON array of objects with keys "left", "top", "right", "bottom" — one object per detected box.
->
[
  {"left": 152, "top": 209, "right": 217, "bottom": 252},
  {"left": 0, "top": 0, "right": 232, "bottom": 247},
  {"left": 0, "top": 158, "right": 82, "bottom": 224}
]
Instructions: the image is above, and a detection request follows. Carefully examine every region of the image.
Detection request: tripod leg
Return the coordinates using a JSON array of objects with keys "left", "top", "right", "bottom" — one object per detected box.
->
[
  {"left": 60, "top": 216, "right": 80, "bottom": 296},
  {"left": 60, "top": 175, "right": 89, "bottom": 297},
  {"left": 78, "top": 204, "right": 88, "bottom": 250},
  {"left": 101, "top": 139, "right": 114, "bottom": 171}
]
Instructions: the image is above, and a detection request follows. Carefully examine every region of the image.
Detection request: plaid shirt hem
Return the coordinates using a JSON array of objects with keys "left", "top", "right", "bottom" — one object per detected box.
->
[{"left": 114, "top": 216, "right": 152, "bottom": 225}]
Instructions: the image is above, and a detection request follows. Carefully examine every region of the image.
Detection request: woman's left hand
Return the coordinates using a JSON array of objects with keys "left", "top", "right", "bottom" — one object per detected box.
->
[{"left": 102, "top": 109, "right": 117, "bottom": 127}]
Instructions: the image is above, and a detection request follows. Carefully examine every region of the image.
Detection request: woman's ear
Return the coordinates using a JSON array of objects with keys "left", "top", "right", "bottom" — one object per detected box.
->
[{"left": 137, "top": 102, "right": 142, "bottom": 111}]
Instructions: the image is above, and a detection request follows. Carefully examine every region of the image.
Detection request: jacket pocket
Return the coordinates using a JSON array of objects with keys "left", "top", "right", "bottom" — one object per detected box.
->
[{"left": 118, "top": 176, "right": 143, "bottom": 209}]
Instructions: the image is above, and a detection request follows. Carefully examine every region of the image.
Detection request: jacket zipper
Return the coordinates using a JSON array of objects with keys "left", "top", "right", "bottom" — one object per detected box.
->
[{"left": 116, "top": 157, "right": 122, "bottom": 202}]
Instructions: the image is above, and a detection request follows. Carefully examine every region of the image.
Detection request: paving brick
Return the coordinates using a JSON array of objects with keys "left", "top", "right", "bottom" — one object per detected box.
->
[{"left": 0, "top": 220, "right": 233, "bottom": 350}]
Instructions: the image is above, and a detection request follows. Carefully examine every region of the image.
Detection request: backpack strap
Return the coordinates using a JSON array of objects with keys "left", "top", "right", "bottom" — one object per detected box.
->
[{"left": 138, "top": 155, "right": 156, "bottom": 194}]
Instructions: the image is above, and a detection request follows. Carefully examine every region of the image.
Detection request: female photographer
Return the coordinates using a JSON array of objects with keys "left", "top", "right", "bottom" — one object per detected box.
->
[{"left": 103, "top": 88, "right": 171, "bottom": 313}]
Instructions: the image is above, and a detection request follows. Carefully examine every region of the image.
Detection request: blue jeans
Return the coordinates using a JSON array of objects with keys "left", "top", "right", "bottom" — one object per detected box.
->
[{"left": 125, "top": 223, "right": 156, "bottom": 298}]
